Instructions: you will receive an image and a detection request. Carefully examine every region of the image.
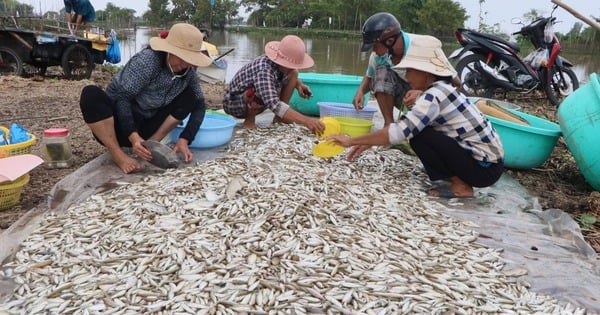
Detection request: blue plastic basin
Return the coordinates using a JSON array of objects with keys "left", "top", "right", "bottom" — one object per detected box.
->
[
  {"left": 169, "top": 113, "right": 237, "bottom": 149},
  {"left": 290, "top": 73, "right": 367, "bottom": 117},
  {"left": 557, "top": 72, "right": 600, "bottom": 190},
  {"left": 487, "top": 109, "right": 562, "bottom": 169}
]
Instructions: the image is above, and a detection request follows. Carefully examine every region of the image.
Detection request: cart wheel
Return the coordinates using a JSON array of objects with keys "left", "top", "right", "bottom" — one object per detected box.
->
[
  {"left": 61, "top": 44, "right": 93, "bottom": 80},
  {"left": 0, "top": 47, "right": 24, "bottom": 77}
]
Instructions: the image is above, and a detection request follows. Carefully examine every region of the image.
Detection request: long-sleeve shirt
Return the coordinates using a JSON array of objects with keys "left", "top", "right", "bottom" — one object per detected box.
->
[
  {"left": 224, "top": 55, "right": 291, "bottom": 117},
  {"left": 106, "top": 48, "right": 206, "bottom": 143},
  {"left": 388, "top": 81, "right": 504, "bottom": 163}
]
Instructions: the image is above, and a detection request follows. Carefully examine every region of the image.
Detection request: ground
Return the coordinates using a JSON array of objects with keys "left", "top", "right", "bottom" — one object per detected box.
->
[{"left": 0, "top": 68, "right": 598, "bottom": 254}]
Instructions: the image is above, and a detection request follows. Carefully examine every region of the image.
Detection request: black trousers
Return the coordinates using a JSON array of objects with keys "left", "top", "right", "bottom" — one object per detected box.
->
[
  {"left": 410, "top": 127, "right": 504, "bottom": 188},
  {"left": 79, "top": 85, "right": 197, "bottom": 147}
]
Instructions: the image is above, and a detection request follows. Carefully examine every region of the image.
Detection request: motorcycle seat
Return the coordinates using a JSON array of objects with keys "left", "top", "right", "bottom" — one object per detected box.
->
[{"left": 462, "top": 29, "right": 521, "bottom": 53}]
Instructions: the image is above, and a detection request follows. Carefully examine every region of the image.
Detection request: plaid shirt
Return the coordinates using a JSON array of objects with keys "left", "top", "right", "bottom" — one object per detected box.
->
[
  {"left": 388, "top": 81, "right": 504, "bottom": 163},
  {"left": 224, "top": 55, "right": 289, "bottom": 115}
]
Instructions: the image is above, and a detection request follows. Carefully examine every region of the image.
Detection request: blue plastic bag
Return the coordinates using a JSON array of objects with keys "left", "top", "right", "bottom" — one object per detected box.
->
[
  {"left": 0, "top": 128, "right": 6, "bottom": 145},
  {"left": 9, "top": 123, "right": 31, "bottom": 144},
  {"left": 106, "top": 29, "right": 121, "bottom": 64}
]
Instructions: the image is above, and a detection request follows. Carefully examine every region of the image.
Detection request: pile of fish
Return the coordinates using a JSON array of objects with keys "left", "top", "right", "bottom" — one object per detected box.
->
[{"left": 0, "top": 125, "right": 586, "bottom": 314}]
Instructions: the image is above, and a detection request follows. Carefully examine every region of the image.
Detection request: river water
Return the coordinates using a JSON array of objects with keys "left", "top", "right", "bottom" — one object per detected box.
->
[{"left": 117, "top": 27, "right": 599, "bottom": 84}]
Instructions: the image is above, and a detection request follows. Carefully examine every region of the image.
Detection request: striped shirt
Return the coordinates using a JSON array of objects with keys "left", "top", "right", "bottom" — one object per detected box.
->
[{"left": 388, "top": 81, "right": 504, "bottom": 163}]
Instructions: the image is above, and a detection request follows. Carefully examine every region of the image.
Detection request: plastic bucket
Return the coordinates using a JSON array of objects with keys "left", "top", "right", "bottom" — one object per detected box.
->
[
  {"left": 335, "top": 117, "right": 374, "bottom": 136},
  {"left": 557, "top": 72, "right": 600, "bottom": 191},
  {"left": 290, "top": 73, "right": 367, "bottom": 117}
]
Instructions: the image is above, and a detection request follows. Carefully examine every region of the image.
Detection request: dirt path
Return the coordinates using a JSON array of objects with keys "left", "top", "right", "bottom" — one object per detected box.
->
[{"left": 0, "top": 68, "right": 598, "bottom": 253}]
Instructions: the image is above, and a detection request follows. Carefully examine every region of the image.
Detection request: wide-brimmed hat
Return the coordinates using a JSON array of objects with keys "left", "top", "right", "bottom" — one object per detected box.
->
[
  {"left": 265, "top": 35, "right": 314, "bottom": 69},
  {"left": 394, "top": 35, "right": 454, "bottom": 77},
  {"left": 149, "top": 23, "right": 212, "bottom": 67}
]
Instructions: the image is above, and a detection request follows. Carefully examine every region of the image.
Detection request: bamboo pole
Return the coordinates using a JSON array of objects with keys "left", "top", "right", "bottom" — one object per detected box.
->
[{"left": 551, "top": 0, "right": 600, "bottom": 32}]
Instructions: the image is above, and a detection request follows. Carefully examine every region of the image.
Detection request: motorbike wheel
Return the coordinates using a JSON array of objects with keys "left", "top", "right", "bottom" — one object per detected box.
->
[
  {"left": 454, "top": 54, "right": 496, "bottom": 98},
  {"left": 545, "top": 66, "right": 579, "bottom": 106}
]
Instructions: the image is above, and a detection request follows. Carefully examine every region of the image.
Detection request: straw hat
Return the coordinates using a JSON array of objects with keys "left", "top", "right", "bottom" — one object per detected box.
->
[
  {"left": 149, "top": 23, "right": 213, "bottom": 67},
  {"left": 394, "top": 35, "right": 454, "bottom": 77},
  {"left": 265, "top": 35, "right": 314, "bottom": 69}
]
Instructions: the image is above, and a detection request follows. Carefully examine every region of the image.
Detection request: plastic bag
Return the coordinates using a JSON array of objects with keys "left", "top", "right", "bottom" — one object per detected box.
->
[
  {"left": 544, "top": 23, "right": 554, "bottom": 43},
  {"left": 9, "top": 123, "right": 31, "bottom": 144},
  {"left": 0, "top": 128, "right": 7, "bottom": 145},
  {"left": 106, "top": 29, "right": 121, "bottom": 64},
  {"left": 524, "top": 48, "right": 548, "bottom": 69}
]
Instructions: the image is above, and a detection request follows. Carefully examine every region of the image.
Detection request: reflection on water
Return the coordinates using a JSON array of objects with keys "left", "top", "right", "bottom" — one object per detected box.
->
[{"left": 118, "top": 28, "right": 599, "bottom": 84}]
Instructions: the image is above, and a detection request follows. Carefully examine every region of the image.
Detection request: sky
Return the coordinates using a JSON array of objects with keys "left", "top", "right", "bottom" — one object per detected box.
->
[{"left": 22, "top": 0, "right": 599, "bottom": 35}]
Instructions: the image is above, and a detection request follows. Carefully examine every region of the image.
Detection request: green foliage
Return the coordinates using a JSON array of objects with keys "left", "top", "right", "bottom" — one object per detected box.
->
[
  {"left": 146, "top": 0, "right": 171, "bottom": 28},
  {"left": 416, "top": 0, "right": 467, "bottom": 37},
  {"left": 0, "top": 0, "right": 33, "bottom": 16},
  {"left": 95, "top": 3, "right": 136, "bottom": 29}
]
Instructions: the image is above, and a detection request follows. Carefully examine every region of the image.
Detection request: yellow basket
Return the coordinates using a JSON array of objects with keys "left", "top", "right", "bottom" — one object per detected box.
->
[
  {"left": 335, "top": 117, "right": 374, "bottom": 136},
  {"left": 0, "top": 126, "right": 36, "bottom": 158},
  {"left": 0, "top": 174, "right": 30, "bottom": 210}
]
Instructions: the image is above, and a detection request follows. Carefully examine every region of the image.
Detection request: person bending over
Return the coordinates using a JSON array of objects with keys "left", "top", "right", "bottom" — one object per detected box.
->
[{"left": 330, "top": 35, "right": 504, "bottom": 198}]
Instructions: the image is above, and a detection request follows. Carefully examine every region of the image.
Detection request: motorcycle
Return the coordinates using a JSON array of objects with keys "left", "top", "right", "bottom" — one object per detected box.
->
[{"left": 449, "top": 5, "right": 579, "bottom": 106}]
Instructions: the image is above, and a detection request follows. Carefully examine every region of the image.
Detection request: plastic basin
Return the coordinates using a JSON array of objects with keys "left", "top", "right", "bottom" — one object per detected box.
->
[
  {"left": 290, "top": 73, "right": 367, "bottom": 117},
  {"left": 487, "top": 109, "right": 561, "bottom": 169},
  {"left": 318, "top": 102, "right": 377, "bottom": 121},
  {"left": 335, "top": 117, "right": 374, "bottom": 136},
  {"left": 557, "top": 72, "right": 600, "bottom": 190},
  {"left": 169, "top": 113, "right": 237, "bottom": 149}
]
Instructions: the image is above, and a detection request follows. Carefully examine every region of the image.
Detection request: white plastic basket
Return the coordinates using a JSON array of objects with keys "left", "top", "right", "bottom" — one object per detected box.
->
[{"left": 317, "top": 102, "right": 377, "bottom": 121}]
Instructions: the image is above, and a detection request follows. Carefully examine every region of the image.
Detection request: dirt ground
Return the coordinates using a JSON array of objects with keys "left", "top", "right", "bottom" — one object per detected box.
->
[{"left": 1, "top": 67, "right": 599, "bottom": 254}]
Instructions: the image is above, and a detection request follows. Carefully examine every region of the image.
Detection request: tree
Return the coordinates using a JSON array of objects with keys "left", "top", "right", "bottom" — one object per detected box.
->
[
  {"left": 386, "top": 0, "right": 425, "bottom": 34},
  {"left": 0, "top": 0, "right": 33, "bottom": 16},
  {"left": 96, "top": 3, "right": 136, "bottom": 29},
  {"left": 189, "top": 0, "right": 240, "bottom": 30},
  {"left": 145, "top": 0, "right": 171, "bottom": 28},
  {"left": 416, "top": 0, "right": 467, "bottom": 37}
]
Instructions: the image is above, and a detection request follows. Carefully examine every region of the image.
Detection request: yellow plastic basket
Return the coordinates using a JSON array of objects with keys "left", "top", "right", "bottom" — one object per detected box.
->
[
  {"left": 0, "top": 174, "right": 30, "bottom": 210},
  {"left": 0, "top": 126, "right": 36, "bottom": 157}
]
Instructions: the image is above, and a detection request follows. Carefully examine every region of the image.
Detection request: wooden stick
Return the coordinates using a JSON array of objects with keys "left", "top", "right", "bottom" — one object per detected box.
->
[
  {"left": 8, "top": 31, "right": 33, "bottom": 51},
  {"left": 551, "top": 0, "right": 600, "bottom": 32}
]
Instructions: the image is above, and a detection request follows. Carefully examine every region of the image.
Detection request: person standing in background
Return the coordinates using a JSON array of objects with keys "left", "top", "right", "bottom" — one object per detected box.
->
[{"left": 64, "top": 0, "right": 96, "bottom": 35}]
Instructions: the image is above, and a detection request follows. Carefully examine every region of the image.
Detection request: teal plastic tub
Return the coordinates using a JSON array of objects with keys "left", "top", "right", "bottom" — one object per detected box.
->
[
  {"left": 557, "top": 72, "right": 600, "bottom": 191},
  {"left": 486, "top": 109, "right": 561, "bottom": 169},
  {"left": 290, "top": 73, "right": 367, "bottom": 117}
]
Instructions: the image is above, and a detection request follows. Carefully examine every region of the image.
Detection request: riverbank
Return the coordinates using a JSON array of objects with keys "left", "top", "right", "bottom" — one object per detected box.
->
[{"left": 0, "top": 67, "right": 598, "bottom": 253}]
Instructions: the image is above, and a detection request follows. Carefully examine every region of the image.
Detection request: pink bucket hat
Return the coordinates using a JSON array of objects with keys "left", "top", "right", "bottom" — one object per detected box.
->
[{"left": 265, "top": 35, "right": 314, "bottom": 69}]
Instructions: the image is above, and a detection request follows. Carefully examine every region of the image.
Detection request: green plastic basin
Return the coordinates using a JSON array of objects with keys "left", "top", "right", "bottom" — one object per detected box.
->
[
  {"left": 487, "top": 109, "right": 561, "bottom": 169},
  {"left": 290, "top": 73, "right": 366, "bottom": 117}
]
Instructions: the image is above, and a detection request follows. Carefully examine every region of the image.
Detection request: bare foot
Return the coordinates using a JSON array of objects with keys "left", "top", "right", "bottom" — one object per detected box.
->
[
  {"left": 242, "top": 120, "right": 256, "bottom": 129},
  {"left": 111, "top": 151, "right": 142, "bottom": 174}
]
